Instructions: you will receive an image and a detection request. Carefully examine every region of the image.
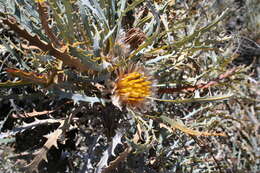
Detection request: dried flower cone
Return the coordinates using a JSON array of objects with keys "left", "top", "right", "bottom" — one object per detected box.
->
[
  {"left": 111, "top": 64, "right": 155, "bottom": 111},
  {"left": 124, "top": 28, "right": 146, "bottom": 50},
  {"left": 108, "top": 28, "right": 146, "bottom": 64}
]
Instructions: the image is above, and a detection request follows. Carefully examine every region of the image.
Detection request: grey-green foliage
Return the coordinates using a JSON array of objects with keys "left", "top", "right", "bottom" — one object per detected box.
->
[
  {"left": 245, "top": 0, "right": 260, "bottom": 37},
  {"left": 0, "top": 0, "right": 259, "bottom": 173}
]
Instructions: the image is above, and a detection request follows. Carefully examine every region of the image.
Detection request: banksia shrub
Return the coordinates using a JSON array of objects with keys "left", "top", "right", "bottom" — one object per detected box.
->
[{"left": 0, "top": 0, "right": 259, "bottom": 172}]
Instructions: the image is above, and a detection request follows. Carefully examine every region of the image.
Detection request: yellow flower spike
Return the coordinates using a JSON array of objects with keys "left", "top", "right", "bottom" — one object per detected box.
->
[
  {"left": 111, "top": 64, "right": 156, "bottom": 111},
  {"left": 35, "top": 0, "right": 46, "bottom": 4},
  {"left": 122, "top": 72, "right": 142, "bottom": 81}
]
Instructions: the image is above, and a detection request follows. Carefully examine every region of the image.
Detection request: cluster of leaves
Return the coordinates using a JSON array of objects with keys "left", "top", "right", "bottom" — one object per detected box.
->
[{"left": 0, "top": 0, "right": 259, "bottom": 173}]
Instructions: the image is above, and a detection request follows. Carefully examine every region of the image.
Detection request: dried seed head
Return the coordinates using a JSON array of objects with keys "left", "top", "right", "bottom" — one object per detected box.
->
[
  {"left": 111, "top": 64, "right": 155, "bottom": 111},
  {"left": 124, "top": 28, "right": 146, "bottom": 50},
  {"left": 110, "top": 28, "right": 146, "bottom": 61}
]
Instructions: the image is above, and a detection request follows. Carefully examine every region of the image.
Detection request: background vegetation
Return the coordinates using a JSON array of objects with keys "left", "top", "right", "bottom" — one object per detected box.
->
[{"left": 0, "top": 0, "right": 259, "bottom": 172}]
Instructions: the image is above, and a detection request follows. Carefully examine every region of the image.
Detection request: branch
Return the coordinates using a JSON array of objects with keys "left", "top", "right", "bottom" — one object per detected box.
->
[
  {"left": 1, "top": 16, "right": 96, "bottom": 73},
  {"left": 158, "top": 67, "right": 237, "bottom": 94},
  {"left": 37, "top": 2, "right": 63, "bottom": 48}
]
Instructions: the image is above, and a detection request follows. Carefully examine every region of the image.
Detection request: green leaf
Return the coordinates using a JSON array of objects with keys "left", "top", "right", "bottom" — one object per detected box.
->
[
  {"left": 61, "top": 0, "right": 76, "bottom": 43},
  {"left": 149, "top": 94, "right": 233, "bottom": 103},
  {"left": 48, "top": 0, "right": 68, "bottom": 43},
  {"left": 157, "top": 8, "right": 229, "bottom": 50},
  {"left": 53, "top": 90, "right": 105, "bottom": 105},
  {"left": 123, "top": 0, "right": 145, "bottom": 13},
  {"left": 69, "top": 46, "right": 103, "bottom": 72}
]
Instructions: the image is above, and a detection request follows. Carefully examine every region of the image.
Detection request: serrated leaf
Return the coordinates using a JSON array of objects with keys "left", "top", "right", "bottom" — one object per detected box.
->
[
  {"left": 150, "top": 94, "right": 233, "bottom": 103},
  {"left": 116, "top": 0, "right": 127, "bottom": 35},
  {"left": 69, "top": 46, "right": 103, "bottom": 72},
  {"left": 158, "top": 8, "right": 229, "bottom": 50},
  {"left": 11, "top": 109, "right": 55, "bottom": 119},
  {"left": 95, "top": 130, "right": 123, "bottom": 173},
  {"left": 101, "top": 147, "right": 132, "bottom": 173},
  {"left": 0, "top": 80, "right": 32, "bottom": 88},
  {"left": 123, "top": 0, "right": 145, "bottom": 13},
  {"left": 0, "top": 36, "right": 31, "bottom": 70},
  {"left": 111, "top": 130, "right": 123, "bottom": 156},
  {"left": 81, "top": 0, "right": 109, "bottom": 29},
  {"left": 61, "top": 0, "right": 76, "bottom": 43},
  {"left": 161, "top": 116, "right": 226, "bottom": 137},
  {"left": 78, "top": 4, "right": 93, "bottom": 44},
  {"left": 5, "top": 68, "right": 52, "bottom": 85},
  {"left": 24, "top": 120, "right": 64, "bottom": 172},
  {"left": 54, "top": 90, "right": 104, "bottom": 105},
  {"left": 0, "top": 137, "right": 15, "bottom": 145},
  {"left": 48, "top": 0, "right": 68, "bottom": 42}
]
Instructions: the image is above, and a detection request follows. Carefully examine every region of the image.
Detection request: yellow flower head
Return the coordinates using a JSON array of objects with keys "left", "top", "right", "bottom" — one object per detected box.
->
[
  {"left": 111, "top": 64, "right": 155, "bottom": 111},
  {"left": 36, "top": 0, "right": 46, "bottom": 3}
]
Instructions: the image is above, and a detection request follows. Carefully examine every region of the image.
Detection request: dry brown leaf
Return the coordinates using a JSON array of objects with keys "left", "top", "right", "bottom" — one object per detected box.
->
[
  {"left": 11, "top": 109, "right": 55, "bottom": 119},
  {"left": 23, "top": 120, "right": 64, "bottom": 173},
  {"left": 161, "top": 116, "right": 226, "bottom": 137}
]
